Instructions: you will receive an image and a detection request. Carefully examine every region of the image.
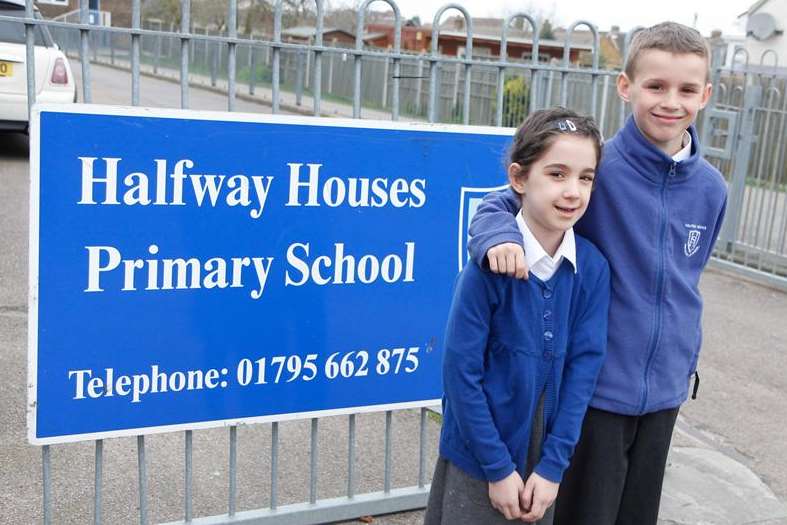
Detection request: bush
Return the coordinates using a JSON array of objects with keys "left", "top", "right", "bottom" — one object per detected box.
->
[
  {"left": 501, "top": 75, "right": 530, "bottom": 127},
  {"left": 237, "top": 63, "right": 272, "bottom": 84}
]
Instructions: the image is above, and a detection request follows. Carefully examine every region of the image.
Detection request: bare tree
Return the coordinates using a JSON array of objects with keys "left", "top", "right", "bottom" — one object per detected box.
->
[
  {"left": 500, "top": 2, "right": 557, "bottom": 35},
  {"left": 243, "top": 0, "right": 274, "bottom": 36},
  {"left": 281, "top": 0, "right": 315, "bottom": 25},
  {"left": 325, "top": 6, "right": 359, "bottom": 33},
  {"left": 192, "top": 0, "right": 229, "bottom": 31},
  {"left": 142, "top": 0, "right": 182, "bottom": 26}
]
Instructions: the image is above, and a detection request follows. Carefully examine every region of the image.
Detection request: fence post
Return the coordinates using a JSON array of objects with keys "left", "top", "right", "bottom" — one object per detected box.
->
[
  {"left": 249, "top": 41, "right": 257, "bottom": 95},
  {"left": 167, "top": 22, "right": 174, "bottom": 60},
  {"left": 200, "top": 27, "right": 208, "bottom": 69},
  {"left": 137, "top": 435, "right": 149, "bottom": 525},
  {"left": 94, "top": 440, "right": 103, "bottom": 525},
  {"left": 79, "top": 0, "right": 91, "bottom": 103},
  {"left": 720, "top": 85, "right": 763, "bottom": 250},
  {"left": 545, "top": 68, "right": 555, "bottom": 108},
  {"left": 428, "top": 58, "right": 439, "bottom": 122},
  {"left": 529, "top": 69, "right": 539, "bottom": 113},
  {"left": 185, "top": 430, "right": 193, "bottom": 522},
  {"left": 210, "top": 35, "right": 218, "bottom": 87},
  {"left": 305, "top": 39, "right": 312, "bottom": 90},
  {"left": 203, "top": 27, "right": 209, "bottom": 69},
  {"left": 227, "top": 0, "right": 238, "bottom": 111},
  {"left": 218, "top": 30, "right": 224, "bottom": 72},
  {"left": 295, "top": 50, "right": 305, "bottom": 106},
  {"left": 415, "top": 57, "right": 423, "bottom": 115},
  {"left": 179, "top": 0, "right": 190, "bottom": 109},
  {"left": 189, "top": 23, "right": 195, "bottom": 66},
  {"left": 154, "top": 22, "right": 162, "bottom": 74},
  {"left": 701, "top": 43, "right": 726, "bottom": 148},
  {"left": 131, "top": 0, "right": 140, "bottom": 105},
  {"left": 599, "top": 74, "right": 610, "bottom": 137},
  {"left": 452, "top": 62, "right": 460, "bottom": 114},
  {"left": 382, "top": 50, "right": 390, "bottom": 109},
  {"left": 42, "top": 446, "right": 51, "bottom": 525},
  {"left": 328, "top": 38, "right": 336, "bottom": 94}
]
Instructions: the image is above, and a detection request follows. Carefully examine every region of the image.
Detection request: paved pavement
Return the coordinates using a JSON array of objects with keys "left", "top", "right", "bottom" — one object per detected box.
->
[
  {"left": 1, "top": 62, "right": 787, "bottom": 524},
  {"left": 70, "top": 54, "right": 403, "bottom": 121}
]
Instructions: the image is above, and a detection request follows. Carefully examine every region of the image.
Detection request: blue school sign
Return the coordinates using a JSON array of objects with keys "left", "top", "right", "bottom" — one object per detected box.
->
[{"left": 28, "top": 104, "right": 513, "bottom": 444}]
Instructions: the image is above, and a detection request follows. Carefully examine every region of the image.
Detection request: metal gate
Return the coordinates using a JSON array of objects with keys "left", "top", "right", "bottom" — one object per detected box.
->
[
  {"left": 702, "top": 47, "right": 787, "bottom": 288},
  {"left": 4, "top": 1, "right": 787, "bottom": 523}
]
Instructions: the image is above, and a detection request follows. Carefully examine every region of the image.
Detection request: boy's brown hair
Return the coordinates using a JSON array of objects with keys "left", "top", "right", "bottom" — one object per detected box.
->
[{"left": 624, "top": 22, "right": 711, "bottom": 80}]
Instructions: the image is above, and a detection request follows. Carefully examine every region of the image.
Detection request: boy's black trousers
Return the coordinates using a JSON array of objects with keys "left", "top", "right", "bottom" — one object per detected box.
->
[{"left": 554, "top": 406, "right": 680, "bottom": 525}]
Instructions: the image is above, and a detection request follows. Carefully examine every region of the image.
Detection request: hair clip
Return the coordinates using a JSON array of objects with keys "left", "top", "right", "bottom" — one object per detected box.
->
[{"left": 556, "top": 119, "right": 578, "bottom": 132}]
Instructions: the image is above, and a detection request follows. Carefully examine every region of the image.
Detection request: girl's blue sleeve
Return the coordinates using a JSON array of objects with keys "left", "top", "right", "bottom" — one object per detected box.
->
[
  {"left": 443, "top": 263, "right": 516, "bottom": 482},
  {"left": 467, "top": 187, "right": 522, "bottom": 268},
  {"left": 534, "top": 257, "right": 611, "bottom": 483}
]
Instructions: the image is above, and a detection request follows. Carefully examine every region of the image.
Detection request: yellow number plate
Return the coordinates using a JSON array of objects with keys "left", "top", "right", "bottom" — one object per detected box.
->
[{"left": 0, "top": 61, "right": 14, "bottom": 77}]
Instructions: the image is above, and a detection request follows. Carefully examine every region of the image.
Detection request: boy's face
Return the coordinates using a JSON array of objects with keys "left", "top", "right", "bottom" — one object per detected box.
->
[
  {"left": 508, "top": 135, "right": 596, "bottom": 248},
  {"left": 617, "top": 49, "right": 712, "bottom": 156}
]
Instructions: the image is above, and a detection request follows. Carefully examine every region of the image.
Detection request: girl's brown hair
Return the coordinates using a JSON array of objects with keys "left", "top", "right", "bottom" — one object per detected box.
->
[{"left": 509, "top": 107, "right": 603, "bottom": 176}]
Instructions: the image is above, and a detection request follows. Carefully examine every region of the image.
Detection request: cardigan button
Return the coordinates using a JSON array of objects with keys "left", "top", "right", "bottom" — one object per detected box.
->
[
  {"left": 543, "top": 310, "right": 552, "bottom": 319},
  {"left": 543, "top": 289, "right": 553, "bottom": 299},
  {"left": 543, "top": 351, "right": 552, "bottom": 359},
  {"left": 544, "top": 330, "right": 554, "bottom": 341}
]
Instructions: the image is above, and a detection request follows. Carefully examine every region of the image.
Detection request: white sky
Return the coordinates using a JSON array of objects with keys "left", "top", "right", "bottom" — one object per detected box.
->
[{"left": 345, "top": 0, "right": 750, "bottom": 36}]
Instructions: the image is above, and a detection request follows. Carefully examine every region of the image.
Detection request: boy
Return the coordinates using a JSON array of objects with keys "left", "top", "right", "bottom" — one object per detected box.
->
[{"left": 467, "top": 22, "right": 727, "bottom": 525}]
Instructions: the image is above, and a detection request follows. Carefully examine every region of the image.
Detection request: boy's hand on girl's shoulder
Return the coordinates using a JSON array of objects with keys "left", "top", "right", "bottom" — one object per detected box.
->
[
  {"left": 489, "top": 471, "right": 525, "bottom": 520},
  {"left": 487, "top": 243, "right": 529, "bottom": 279},
  {"left": 519, "top": 472, "right": 559, "bottom": 523}
]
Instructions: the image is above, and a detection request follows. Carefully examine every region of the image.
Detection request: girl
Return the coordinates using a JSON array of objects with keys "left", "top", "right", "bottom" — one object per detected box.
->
[{"left": 424, "top": 108, "right": 610, "bottom": 524}]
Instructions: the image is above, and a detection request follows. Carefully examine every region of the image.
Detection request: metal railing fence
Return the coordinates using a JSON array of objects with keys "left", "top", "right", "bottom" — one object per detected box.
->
[
  {"left": 702, "top": 48, "right": 787, "bottom": 284},
  {"left": 47, "top": 20, "right": 626, "bottom": 131},
  {"left": 5, "top": 0, "right": 787, "bottom": 523}
]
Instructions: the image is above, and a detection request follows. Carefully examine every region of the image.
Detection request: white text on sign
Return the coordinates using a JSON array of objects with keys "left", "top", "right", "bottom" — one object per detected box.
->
[
  {"left": 76, "top": 158, "right": 426, "bottom": 299},
  {"left": 68, "top": 347, "right": 421, "bottom": 403}
]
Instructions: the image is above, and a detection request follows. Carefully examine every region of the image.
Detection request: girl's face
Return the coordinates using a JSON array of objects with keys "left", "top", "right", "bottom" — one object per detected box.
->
[{"left": 508, "top": 134, "right": 597, "bottom": 248}]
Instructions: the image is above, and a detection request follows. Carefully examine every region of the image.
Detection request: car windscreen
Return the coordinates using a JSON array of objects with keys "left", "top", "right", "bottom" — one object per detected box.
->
[{"left": 0, "top": 7, "right": 53, "bottom": 47}]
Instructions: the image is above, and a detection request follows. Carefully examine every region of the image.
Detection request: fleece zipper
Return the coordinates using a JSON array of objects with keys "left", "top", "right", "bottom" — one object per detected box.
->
[{"left": 639, "top": 162, "right": 676, "bottom": 413}]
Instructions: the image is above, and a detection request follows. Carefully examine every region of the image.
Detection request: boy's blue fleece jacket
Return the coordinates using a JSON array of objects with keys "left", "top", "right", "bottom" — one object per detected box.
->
[
  {"left": 468, "top": 116, "right": 728, "bottom": 416},
  {"left": 439, "top": 238, "right": 610, "bottom": 483}
]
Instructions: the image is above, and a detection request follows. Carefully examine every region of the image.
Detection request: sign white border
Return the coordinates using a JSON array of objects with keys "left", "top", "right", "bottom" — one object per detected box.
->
[
  {"left": 27, "top": 103, "right": 514, "bottom": 445},
  {"left": 458, "top": 184, "right": 511, "bottom": 272}
]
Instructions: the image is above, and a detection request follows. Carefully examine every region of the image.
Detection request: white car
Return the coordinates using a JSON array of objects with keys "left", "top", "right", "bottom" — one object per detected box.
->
[{"left": 0, "top": 0, "right": 76, "bottom": 132}]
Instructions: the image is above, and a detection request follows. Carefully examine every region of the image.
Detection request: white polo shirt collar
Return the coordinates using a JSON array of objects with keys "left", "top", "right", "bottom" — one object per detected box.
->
[
  {"left": 673, "top": 130, "right": 692, "bottom": 162},
  {"left": 516, "top": 211, "right": 577, "bottom": 281}
]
